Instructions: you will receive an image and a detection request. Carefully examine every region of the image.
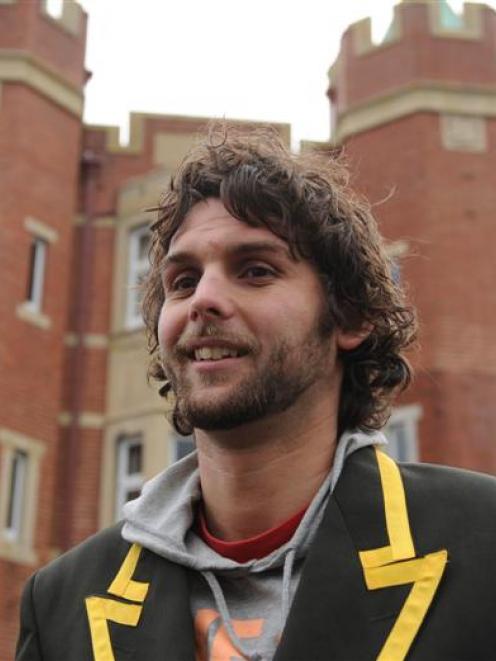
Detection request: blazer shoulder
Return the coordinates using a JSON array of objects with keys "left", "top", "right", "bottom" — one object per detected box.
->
[
  {"left": 400, "top": 460, "right": 496, "bottom": 507},
  {"left": 33, "top": 522, "right": 131, "bottom": 597},
  {"left": 399, "top": 461, "right": 496, "bottom": 551}
]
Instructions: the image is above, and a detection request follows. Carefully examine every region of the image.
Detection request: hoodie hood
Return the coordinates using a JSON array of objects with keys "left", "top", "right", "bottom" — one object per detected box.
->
[{"left": 121, "top": 429, "right": 387, "bottom": 573}]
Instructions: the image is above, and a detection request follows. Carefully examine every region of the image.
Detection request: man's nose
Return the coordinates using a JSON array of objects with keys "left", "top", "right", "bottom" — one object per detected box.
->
[{"left": 189, "top": 272, "right": 235, "bottom": 322}]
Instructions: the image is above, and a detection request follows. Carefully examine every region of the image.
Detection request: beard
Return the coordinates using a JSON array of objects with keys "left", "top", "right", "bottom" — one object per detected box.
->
[{"left": 162, "top": 309, "right": 335, "bottom": 433}]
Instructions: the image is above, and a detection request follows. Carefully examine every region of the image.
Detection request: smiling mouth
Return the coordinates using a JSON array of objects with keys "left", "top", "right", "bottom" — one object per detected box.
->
[{"left": 193, "top": 347, "right": 244, "bottom": 361}]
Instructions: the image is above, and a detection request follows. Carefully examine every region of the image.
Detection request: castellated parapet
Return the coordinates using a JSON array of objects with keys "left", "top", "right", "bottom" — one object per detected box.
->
[
  {"left": 0, "top": 0, "right": 87, "bottom": 115},
  {"left": 328, "top": 1, "right": 496, "bottom": 142}
]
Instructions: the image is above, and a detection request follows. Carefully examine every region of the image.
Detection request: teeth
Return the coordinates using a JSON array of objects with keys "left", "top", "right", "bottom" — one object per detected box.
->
[{"left": 194, "top": 347, "right": 240, "bottom": 361}]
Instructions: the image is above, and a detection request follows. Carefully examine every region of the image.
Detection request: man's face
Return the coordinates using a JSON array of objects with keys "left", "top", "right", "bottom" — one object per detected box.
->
[{"left": 157, "top": 198, "right": 340, "bottom": 432}]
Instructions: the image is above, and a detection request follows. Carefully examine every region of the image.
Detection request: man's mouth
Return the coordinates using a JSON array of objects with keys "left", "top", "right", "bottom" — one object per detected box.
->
[{"left": 194, "top": 347, "right": 243, "bottom": 361}]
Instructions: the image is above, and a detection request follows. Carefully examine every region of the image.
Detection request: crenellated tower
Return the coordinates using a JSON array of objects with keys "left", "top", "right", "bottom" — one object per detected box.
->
[
  {"left": 0, "top": 1, "right": 87, "bottom": 656},
  {"left": 328, "top": 0, "right": 496, "bottom": 470}
]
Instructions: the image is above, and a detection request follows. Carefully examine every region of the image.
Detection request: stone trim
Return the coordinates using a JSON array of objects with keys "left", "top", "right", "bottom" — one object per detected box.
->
[
  {"left": 58, "top": 412, "right": 105, "bottom": 429},
  {"left": 0, "top": 49, "right": 83, "bottom": 116},
  {"left": 24, "top": 216, "right": 59, "bottom": 243},
  {"left": 0, "top": 428, "right": 45, "bottom": 565},
  {"left": 64, "top": 333, "right": 109, "bottom": 349},
  {"left": 16, "top": 301, "right": 51, "bottom": 330},
  {"left": 334, "top": 82, "right": 496, "bottom": 143},
  {"left": 73, "top": 215, "right": 116, "bottom": 228}
]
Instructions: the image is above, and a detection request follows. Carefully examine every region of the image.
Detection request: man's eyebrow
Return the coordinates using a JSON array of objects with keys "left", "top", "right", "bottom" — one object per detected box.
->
[{"left": 162, "top": 241, "right": 292, "bottom": 270}]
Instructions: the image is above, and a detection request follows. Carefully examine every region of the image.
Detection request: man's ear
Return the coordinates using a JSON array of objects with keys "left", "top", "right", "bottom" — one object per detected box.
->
[{"left": 336, "top": 325, "right": 372, "bottom": 351}]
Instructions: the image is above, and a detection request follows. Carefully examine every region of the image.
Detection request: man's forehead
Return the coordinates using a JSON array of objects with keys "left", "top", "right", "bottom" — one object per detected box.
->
[{"left": 167, "top": 198, "right": 290, "bottom": 255}]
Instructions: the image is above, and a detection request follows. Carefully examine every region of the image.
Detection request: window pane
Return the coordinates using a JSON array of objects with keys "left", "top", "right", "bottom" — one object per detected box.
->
[
  {"left": 137, "top": 232, "right": 149, "bottom": 260},
  {"left": 127, "top": 443, "right": 142, "bottom": 475},
  {"left": 26, "top": 238, "right": 47, "bottom": 311},
  {"left": 5, "top": 450, "right": 28, "bottom": 540},
  {"left": 126, "top": 225, "right": 150, "bottom": 328}
]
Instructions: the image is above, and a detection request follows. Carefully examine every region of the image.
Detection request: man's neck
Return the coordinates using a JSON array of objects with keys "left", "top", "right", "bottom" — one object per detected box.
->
[{"left": 195, "top": 385, "right": 339, "bottom": 541}]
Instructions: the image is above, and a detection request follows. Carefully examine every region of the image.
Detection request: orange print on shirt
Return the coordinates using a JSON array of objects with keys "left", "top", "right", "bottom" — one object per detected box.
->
[{"left": 195, "top": 608, "right": 264, "bottom": 661}]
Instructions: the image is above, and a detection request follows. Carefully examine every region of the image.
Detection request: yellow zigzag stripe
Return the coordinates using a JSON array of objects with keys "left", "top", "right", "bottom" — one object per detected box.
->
[
  {"left": 363, "top": 550, "right": 448, "bottom": 661},
  {"left": 107, "top": 543, "right": 149, "bottom": 602},
  {"left": 85, "top": 596, "right": 142, "bottom": 661},
  {"left": 85, "top": 544, "right": 150, "bottom": 660},
  {"left": 358, "top": 448, "right": 448, "bottom": 660}
]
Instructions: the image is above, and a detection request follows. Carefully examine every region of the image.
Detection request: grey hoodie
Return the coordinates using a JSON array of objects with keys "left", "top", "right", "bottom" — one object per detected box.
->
[{"left": 122, "top": 430, "right": 387, "bottom": 661}]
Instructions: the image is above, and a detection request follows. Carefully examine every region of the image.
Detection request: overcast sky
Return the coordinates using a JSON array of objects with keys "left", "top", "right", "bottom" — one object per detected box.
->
[{"left": 48, "top": 0, "right": 486, "bottom": 146}]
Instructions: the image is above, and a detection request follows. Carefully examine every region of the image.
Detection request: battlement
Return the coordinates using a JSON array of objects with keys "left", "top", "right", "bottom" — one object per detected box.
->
[
  {"left": 0, "top": 0, "right": 87, "bottom": 114},
  {"left": 345, "top": 1, "right": 486, "bottom": 59},
  {"left": 84, "top": 112, "right": 291, "bottom": 162},
  {"left": 40, "top": 0, "right": 85, "bottom": 37},
  {"left": 328, "top": 1, "right": 496, "bottom": 142}
]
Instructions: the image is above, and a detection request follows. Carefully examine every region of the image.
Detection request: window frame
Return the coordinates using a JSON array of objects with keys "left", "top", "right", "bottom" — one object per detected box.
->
[
  {"left": 125, "top": 224, "right": 150, "bottom": 329},
  {"left": 115, "top": 434, "right": 145, "bottom": 520},
  {"left": 0, "top": 428, "right": 44, "bottom": 564},
  {"left": 3, "top": 449, "right": 28, "bottom": 542},
  {"left": 383, "top": 404, "right": 422, "bottom": 463}
]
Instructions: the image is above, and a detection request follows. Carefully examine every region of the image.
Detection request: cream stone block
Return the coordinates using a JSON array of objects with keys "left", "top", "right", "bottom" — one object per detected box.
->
[
  {"left": 153, "top": 132, "right": 199, "bottom": 170},
  {"left": 25, "top": 216, "right": 59, "bottom": 243},
  {"left": 16, "top": 302, "right": 51, "bottom": 330},
  {"left": 105, "top": 332, "right": 155, "bottom": 418},
  {"left": 117, "top": 168, "right": 168, "bottom": 217},
  {"left": 440, "top": 114, "right": 487, "bottom": 152}
]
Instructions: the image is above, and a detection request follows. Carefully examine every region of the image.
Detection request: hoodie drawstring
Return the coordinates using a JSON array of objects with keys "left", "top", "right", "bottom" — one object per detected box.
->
[
  {"left": 202, "top": 570, "right": 262, "bottom": 661},
  {"left": 281, "top": 548, "right": 296, "bottom": 626}
]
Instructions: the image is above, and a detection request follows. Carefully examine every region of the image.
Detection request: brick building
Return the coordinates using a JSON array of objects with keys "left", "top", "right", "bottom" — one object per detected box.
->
[{"left": 1, "top": 0, "right": 495, "bottom": 656}]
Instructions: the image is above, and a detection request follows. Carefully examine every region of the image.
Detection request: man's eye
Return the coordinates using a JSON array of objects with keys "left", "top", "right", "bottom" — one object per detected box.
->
[
  {"left": 242, "top": 265, "right": 275, "bottom": 279},
  {"left": 170, "top": 274, "right": 197, "bottom": 292}
]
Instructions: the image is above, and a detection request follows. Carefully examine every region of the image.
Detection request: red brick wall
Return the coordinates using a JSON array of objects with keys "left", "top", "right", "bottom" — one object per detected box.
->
[
  {"left": 342, "top": 112, "right": 496, "bottom": 473},
  {"left": 0, "top": 1, "right": 86, "bottom": 655}
]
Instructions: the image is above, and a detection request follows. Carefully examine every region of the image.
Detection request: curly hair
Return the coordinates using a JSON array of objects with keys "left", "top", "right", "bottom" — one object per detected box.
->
[{"left": 142, "top": 124, "right": 417, "bottom": 436}]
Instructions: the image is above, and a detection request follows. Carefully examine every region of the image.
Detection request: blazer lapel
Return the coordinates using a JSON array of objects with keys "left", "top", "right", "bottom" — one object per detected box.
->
[
  {"left": 85, "top": 543, "right": 195, "bottom": 661},
  {"left": 274, "top": 496, "right": 374, "bottom": 660},
  {"left": 275, "top": 446, "right": 448, "bottom": 661}
]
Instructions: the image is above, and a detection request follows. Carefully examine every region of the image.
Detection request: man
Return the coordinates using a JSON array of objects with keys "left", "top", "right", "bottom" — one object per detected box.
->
[{"left": 17, "top": 126, "right": 496, "bottom": 660}]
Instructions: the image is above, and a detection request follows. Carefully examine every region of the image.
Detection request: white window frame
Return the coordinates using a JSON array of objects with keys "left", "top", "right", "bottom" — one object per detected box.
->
[
  {"left": 125, "top": 225, "right": 150, "bottom": 329},
  {"left": 26, "top": 237, "right": 47, "bottom": 313},
  {"left": 383, "top": 404, "right": 422, "bottom": 463},
  {"left": 3, "top": 450, "right": 28, "bottom": 542},
  {"left": 0, "top": 428, "right": 45, "bottom": 565},
  {"left": 115, "top": 434, "right": 144, "bottom": 519}
]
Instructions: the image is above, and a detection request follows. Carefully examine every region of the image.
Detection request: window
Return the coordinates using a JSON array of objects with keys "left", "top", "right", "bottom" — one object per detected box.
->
[
  {"left": 126, "top": 225, "right": 150, "bottom": 328},
  {"left": 383, "top": 404, "right": 422, "bottom": 463},
  {"left": 173, "top": 434, "right": 196, "bottom": 462},
  {"left": 26, "top": 237, "right": 47, "bottom": 313},
  {"left": 0, "top": 428, "right": 44, "bottom": 564},
  {"left": 3, "top": 450, "right": 28, "bottom": 542},
  {"left": 115, "top": 434, "right": 144, "bottom": 519}
]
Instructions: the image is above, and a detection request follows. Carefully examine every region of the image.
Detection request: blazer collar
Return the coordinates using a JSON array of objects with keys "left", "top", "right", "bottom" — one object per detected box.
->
[{"left": 275, "top": 446, "right": 448, "bottom": 661}]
